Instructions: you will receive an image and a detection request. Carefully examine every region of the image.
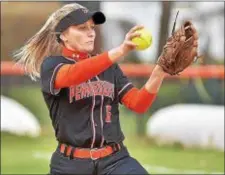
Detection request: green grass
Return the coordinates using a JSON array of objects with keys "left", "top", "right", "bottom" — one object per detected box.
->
[
  {"left": 1, "top": 130, "right": 224, "bottom": 174},
  {"left": 125, "top": 138, "right": 224, "bottom": 174},
  {"left": 1, "top": 86, "right": 224, "bottom": 174}
]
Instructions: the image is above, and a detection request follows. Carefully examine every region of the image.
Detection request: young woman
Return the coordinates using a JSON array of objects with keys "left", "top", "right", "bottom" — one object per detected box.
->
[{"left": 15, "top": 3, "right": 167, "bottom": 175}]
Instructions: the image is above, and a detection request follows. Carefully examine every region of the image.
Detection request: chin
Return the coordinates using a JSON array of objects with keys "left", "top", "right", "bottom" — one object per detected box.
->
[{"left": 85, "top": 46, "right": 94, "bottom": 53}]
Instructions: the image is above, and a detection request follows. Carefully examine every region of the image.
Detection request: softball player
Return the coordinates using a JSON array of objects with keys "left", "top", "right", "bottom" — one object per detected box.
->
[{"left": 15, "top": 3, "right": 166, "bottom": 175}]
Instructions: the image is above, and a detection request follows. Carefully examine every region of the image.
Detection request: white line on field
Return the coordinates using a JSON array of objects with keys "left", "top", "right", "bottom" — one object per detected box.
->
[
  {"left": 33, "top": 151, "right": 51, "bottom": 160},
  {"left": 32, "top": 152, "right": 224, "bottom": 174},
  {"left": 143, "top": 164, "right": 224, "bottom": 174}
]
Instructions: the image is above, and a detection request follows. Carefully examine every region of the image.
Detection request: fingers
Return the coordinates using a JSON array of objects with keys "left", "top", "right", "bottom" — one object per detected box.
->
[
  {"left": 129, "top": 25, "right": 144, "bottom": 34},
  {"left": 124, "top": 41, "right": 137, "bottom": 50},
  {"left": 124, "top": 41, "right": 137, "bottom": 48},
  {"left": 125, "top": 25, "right": 143, "bottom": 41},
  {"left": 127, "top": 32, "right": 141, "bottom": 40},
  {"left": 122, "top": 25, "right": 144, "bottom": 52}
]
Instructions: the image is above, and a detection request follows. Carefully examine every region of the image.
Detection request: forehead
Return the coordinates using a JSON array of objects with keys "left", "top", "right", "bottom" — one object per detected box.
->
[{"left": 83, "top": 18, "right": 95, "bottom": 25}]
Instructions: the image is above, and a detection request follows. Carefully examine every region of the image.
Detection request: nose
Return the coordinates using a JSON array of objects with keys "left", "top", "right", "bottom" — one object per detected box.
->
[
  {"left": 87, "top": 27, "right": 95, "bottom": 38},
  {"left": 87, "top": 30, "right": 95, "bottom": 38}
]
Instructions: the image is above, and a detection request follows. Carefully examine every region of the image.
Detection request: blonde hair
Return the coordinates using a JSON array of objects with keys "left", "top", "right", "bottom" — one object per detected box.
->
[{"left": 14, "top": 3, "right": 86, "bottom": 81}]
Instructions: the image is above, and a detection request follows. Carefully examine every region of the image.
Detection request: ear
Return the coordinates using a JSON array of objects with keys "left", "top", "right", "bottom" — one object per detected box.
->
[{"left": 60, "top": 33, "right": 68, "bottom": 42}]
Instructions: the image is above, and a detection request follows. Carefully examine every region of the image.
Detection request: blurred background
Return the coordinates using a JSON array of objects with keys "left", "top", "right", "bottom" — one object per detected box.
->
[{"left": 1, "top": 1, "right": 224, "bottom": 174}]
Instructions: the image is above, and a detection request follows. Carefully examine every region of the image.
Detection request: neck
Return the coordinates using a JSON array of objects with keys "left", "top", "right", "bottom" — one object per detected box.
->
[{"left": 62, "top": 46, "right": 89, "bottom": 61}]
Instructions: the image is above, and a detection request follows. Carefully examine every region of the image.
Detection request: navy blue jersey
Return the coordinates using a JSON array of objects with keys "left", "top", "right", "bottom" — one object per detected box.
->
[{"left": 40, "top": 56, "right": 133, "bottom": 148}]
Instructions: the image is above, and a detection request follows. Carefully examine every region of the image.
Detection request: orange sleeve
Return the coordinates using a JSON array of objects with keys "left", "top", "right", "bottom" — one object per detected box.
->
[
  {"left": 54, "top": 52, "right": 112, "bottom": 89},
  {"left": 121, "top": 87, "right": 157, "bottom": 114}
]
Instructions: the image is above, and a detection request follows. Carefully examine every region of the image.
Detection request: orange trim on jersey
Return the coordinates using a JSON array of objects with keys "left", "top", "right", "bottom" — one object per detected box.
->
[
  {"left": 62, "top": 47, "right": 89, "bottom": 61},
  {"left": 121, "top": 87, "right": 156, "bottom": 114},
  {"left": 54, "top": 52, "right": 113, "bottom": 89}
]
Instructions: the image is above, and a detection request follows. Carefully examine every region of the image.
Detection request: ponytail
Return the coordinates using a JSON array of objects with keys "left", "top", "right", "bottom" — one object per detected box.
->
[{"left": 13, "top": 3, "right": 86, "bottom": 80}]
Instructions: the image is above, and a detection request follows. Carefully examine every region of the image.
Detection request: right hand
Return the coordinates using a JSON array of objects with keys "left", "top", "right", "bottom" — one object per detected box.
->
[
  {"left": 119, "top": 25, "right": 144, "bottom": 55},
  {"left": 108, "top": 25, "right": 144, "bottom": 63}
]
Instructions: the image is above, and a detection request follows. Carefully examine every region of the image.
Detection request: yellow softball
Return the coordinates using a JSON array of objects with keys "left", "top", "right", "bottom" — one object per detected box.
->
[{"left": 131, "top": 28, "right": 153, "bottom": 50}]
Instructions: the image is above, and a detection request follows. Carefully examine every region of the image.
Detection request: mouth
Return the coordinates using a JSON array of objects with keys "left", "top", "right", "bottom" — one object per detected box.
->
[{"left": 86, "top": 41, "right": 94, "bottom": 44}]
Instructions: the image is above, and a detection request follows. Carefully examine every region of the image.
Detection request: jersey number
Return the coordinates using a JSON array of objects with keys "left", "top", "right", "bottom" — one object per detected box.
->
[{"left": 105, "top": 105, "right": 112, "bottom": 123}]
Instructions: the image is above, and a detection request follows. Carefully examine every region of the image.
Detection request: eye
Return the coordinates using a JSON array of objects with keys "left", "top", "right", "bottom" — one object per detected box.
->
[
  {"left": 79, "top": 25, "right": 87, "bottom": 30},
  {"left": 91, "top": 25, "right": 95, "bottom": 30}
]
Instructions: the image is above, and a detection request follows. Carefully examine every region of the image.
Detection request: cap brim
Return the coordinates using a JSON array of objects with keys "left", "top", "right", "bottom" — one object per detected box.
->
[
  {"left": 55, "top": 9, "right": 106, "bottom": 33},
  {"left": 72, "top": 11, "right": 106, "bottom": 26}
]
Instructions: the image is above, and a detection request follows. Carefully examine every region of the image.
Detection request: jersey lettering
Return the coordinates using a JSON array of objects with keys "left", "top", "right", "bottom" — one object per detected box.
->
[{"left": 69, "top": 80, "right": 114, "bottom": 103}]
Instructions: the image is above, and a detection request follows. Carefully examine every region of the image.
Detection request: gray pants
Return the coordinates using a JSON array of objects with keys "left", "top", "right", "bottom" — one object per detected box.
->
[{"left": 50, "top": 146, "right": 148, "bottom": 175}]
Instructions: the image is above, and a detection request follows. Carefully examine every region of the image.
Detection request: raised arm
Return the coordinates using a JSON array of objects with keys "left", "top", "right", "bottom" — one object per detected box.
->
[
  {"left": 54, "top": 25, "right": 144, "bottom": 89},
  {"left": 121, "top": 65, "right": 165, "bottom": 114}
]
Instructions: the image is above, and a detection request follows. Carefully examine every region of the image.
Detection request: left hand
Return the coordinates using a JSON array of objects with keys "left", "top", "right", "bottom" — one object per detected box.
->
[{"left": 157, "top": 20, "right": 199, "bottom": 75}]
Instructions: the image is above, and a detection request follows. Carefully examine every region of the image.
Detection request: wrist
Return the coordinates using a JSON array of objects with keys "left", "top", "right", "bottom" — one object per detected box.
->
[
  {"left": 108, "top": 46, "right": 125, "bottom": 63},
  {"left": 152, "top": 65, "right": 166, "bottom": 78}
]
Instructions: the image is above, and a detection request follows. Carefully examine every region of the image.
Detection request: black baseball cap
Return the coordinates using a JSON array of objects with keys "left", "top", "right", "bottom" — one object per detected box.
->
[{"left": 55, "top": 8, "right": 106, "bottom": 42}]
